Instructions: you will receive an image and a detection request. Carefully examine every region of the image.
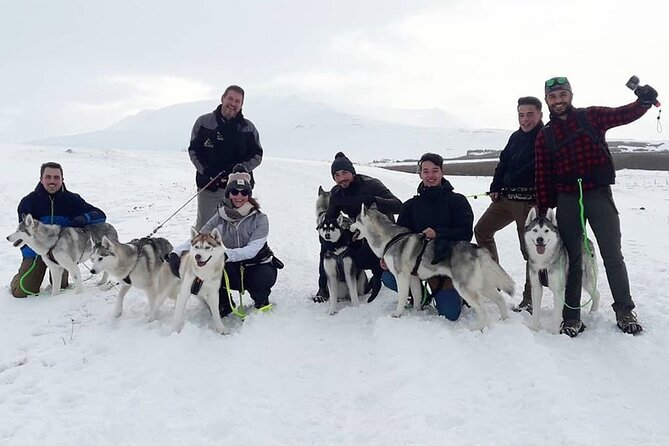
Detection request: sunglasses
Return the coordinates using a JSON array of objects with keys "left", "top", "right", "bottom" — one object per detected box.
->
[
  {"left": 545, "top": 77, "right": 569, "bottom": 87},
  {"left": 229, "top": 189, "right": 250, "bottom": 197}
]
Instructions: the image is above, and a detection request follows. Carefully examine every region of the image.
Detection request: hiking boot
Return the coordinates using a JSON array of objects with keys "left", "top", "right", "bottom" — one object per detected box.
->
[
  {"left": 313, "top": 287, "right": 329, "bottom": 303},
  {"left": 616, "top": 310, "right": 643, "bottom": 335},
  {"left": 512, "top": 299, "right": 533, "bottom": 314},
  {"left": 560, "top": 319, "right": 586, "bottom": 338}
]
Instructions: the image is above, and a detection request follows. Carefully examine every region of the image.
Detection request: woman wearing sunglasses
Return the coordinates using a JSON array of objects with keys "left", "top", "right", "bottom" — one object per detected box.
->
[{"left": 198, "top": 164, "right": 282, "bottom": 317}]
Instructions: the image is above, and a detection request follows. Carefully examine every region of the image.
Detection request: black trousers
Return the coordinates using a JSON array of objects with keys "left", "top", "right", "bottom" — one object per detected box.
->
[
  {"left": 557, "top": 186, "right": 634, "bottom": 321},
  {"left": 318, "top": 239, "right": 381, "bottom": 289},
  {"left": 219, "top": 261, "right": 277, "bottom": 314}
]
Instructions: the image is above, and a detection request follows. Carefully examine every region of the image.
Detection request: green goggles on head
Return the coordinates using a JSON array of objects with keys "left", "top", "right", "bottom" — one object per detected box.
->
[{"left": 545, "top": 77, "right": 569, "bottom": 87}]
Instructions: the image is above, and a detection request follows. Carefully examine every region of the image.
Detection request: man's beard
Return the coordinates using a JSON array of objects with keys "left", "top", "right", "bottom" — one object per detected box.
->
[{"left": 550, "top": 103, "right": 574, "bottom": 116}]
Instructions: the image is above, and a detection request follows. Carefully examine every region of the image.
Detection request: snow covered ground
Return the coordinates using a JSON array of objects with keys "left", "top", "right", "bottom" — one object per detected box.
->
[{"left": 1, "top": 143, "right": 668, "bottom": 445}]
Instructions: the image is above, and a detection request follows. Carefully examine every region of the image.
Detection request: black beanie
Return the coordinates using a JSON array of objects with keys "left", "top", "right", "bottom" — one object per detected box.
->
[{"left": 331, "top": 152, "right": 356, "bottom": 177}]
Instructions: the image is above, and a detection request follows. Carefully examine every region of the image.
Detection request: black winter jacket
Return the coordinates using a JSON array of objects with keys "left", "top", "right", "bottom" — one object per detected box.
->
[
  {"left": 489, "top": 123, "right": 543, "bottom": 193},
  {"left": 188, "top": 105, "right": 263, "bottom": 189},
  {"left": 398, "top": 179, "right": 473, "bottom": 242},
  {"left": 17, "top": 183, "right": 106, "bottom": 258},
  {"left": 326, "top": 174, "right": 402, "bottom": 220}
]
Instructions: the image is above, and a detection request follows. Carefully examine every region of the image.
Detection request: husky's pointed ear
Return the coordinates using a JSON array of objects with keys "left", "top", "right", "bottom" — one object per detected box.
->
[
  {"left": 369, "top": 202, "right": 379, "bottom": 210},
  {"left": 526, "top": 207, "right": 537, "bottom": 226},
  {"left": 210, "top": 228, "right": 222, "bottom": 243},
  {"left": 318, "top": 185, "right": 325, "bottom": 195},
  {"left": 337, "top": 213, "right": 350, "bottom": 230},
  {"left": 546, "top": 208, "right": 557, "bottom": 225},
  {"left": 101, "top": 235, "right": 114, "bottom": 249},
  {"left": 361, "top": 203, "right": 367, "bottom": 216},
  {"left": 24, "top": 214, "right": 34, "bottom": 226},
  {"left": 190, "top": 226, "right": 199, "bottom": 239}
]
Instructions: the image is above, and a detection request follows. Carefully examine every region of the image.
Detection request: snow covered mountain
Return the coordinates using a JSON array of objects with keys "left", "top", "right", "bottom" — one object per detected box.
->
[{"left": 29, "top": 97, "right": 511, "bottom": 162}]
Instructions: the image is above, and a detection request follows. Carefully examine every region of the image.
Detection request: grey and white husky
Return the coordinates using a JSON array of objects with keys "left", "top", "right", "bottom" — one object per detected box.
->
[
  {"left": 6, "top": 214, "right": 118, "bottom": 295},
  {"left": 351, "top": 204, "right": 515, "bottom": 329},
  {"left": 524, "top": 207, "right": 600, "bottom": 333},
  {"left": 90, "top": 236, "right": 179, "bottom": 320},
  {"left": 172, "top": 228, "right": 228, "bottom": 335},
  {"left": 318, "top": 213, "right": 369, "bottom": 315}
]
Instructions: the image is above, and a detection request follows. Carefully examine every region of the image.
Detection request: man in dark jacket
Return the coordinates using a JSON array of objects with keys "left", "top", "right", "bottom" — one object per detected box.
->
[
  {"left": 388, "top": 152, "right": 473, "bottom": 320},
  {"left": 475, "top": 96, "right": 544, "bottom": 313},
  {"left": 313, "top": 152, "right": 402, "bottom": 302},
  {"left": 10, "top": 162, "right": 107, "bottom": 297},
  {"left": 188, "top": 85, "right": 263, "bottom": 229},
  {"left": 535, "top": 76, "right": 658, "bottom": 337}
]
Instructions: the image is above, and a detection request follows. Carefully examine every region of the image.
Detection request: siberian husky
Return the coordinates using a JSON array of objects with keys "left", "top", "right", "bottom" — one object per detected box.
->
[
  {"left": 316, "top": 185, "right": 330, "bottom": 227},
  {"left": 524, "top": 207, "right": 600, "bottom": 333},
  {"left": 172, "top": 227, "right": 228, "bottom": 334},
  {"left": 6, "top": 214, "right": 118, "bottom": 295},
  {"left": 350, "top": 204, "right": 515, "bottom": 330},
  {"left": 318, "top": 213, "right": 369, "bottom": 315},
  {"left": 90, "top": 236, "right": 179, "bottom": 320}
]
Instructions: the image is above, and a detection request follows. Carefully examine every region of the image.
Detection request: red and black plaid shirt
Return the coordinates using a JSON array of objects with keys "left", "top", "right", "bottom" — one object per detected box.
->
[{"left": 535, "top": 101, "right": 648, "bottom": 214}]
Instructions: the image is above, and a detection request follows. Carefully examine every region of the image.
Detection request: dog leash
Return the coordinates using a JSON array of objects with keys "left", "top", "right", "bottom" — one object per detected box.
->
[
  {"left": 563, "top": 179, "right": 597, "bottom": 310},
  {"left": 145, "top": 171, "right": 227, "bottom": 239},
  {"left": 464, "top": 191, "right": 490, "bottom": 199}
]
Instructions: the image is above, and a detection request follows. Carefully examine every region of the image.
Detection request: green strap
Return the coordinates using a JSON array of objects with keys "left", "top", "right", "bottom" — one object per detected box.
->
[
  {"left": 19, "top": 258, "right": 40, "bottom": 296},
  {"left": 563, "top": 179, "right": 596, "bottom": 310},
  {"left": 223, "top": 268, "right": 246, "bottom": 319}
]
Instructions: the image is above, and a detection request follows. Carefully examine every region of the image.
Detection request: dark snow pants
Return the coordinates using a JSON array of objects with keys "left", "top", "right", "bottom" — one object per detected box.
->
[
  {"left": 219, "top": 261, "right": 278, "bottom": 315},
  {"left": 10, "top": 257, "right": 69, "bottom": 298},
  {"left": 556, "top": 186, "right": 634, "bottom": 321}
]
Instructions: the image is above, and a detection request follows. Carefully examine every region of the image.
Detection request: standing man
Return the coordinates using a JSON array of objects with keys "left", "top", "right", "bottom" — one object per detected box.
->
[
  {"left": 535, "top": 76, "right": 658, "bottom": 337},
  {"left": 313, "top": 152, "right": 402, "bottom": 302},
  {"left": 9, "top": 162, "right": 107, "bottom": 297},
  {"left": 188, "top": 85, "right": 263, "bottom": 229},
  {"left": 475, "top": 96, "right": 544, "bottom": 313}
]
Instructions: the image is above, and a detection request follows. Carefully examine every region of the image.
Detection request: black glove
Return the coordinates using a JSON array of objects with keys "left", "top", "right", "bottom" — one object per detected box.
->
[
  {"left": 71, "top": 215, "right": 87, "bottom": 227},
  {"left": 166, "top": 252, "right": 181, "bottom": 278},
  {"left": 203, "top": 169, "right": 226, "bottom": 191},
  {"left": 635, "top": 85, "right": 658, "bottom": 108}
]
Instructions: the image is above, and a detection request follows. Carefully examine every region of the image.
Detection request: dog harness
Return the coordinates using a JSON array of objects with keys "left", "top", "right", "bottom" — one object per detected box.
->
[
  {"left": 538, "top": 269, "right": 549, "bottom": 287},
  {"left": 323, "top": 247, "right": 353, "bottom": 283},
  {"left": 382, "top": 232, "right": 428, "bottom": 276},
  {"left": 122, "top": 237, "right": 165, "bottom": 285},
  {"left": 322, "top": 229, "right": 355, "bottom": 283},
  {"left": 411, "top": 235, "right": 429, "bottom": 276}
]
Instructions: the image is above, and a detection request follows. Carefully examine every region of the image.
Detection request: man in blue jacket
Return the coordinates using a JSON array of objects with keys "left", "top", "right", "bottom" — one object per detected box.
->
[{"left": 9, "top": 162, "right": 107, "bottom": 297}]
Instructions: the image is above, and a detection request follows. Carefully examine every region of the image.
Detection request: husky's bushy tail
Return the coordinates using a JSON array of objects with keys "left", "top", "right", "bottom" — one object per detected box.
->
[{"left": 481, "top": 250, "right": 515, "bottom": 296}]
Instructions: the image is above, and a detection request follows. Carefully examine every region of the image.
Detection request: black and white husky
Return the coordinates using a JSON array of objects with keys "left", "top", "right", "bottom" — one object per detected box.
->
[
  {"left": 172, "top": 228, "right": 228, "bottom": 335},
  {"left": 90, "top": 236, "right": 179, "bottom": 320},
  {"left": 524, "top": 208, "right": 600, "bottom": 333},
  {"left": 318, "top": 213, "right": 369, "bottom": 315},
  {"left": 351, "top": 204, "right": 515, "bottom": 330},
  {"left": 6, "top": 214, "right": 118, "bottom": 295}
]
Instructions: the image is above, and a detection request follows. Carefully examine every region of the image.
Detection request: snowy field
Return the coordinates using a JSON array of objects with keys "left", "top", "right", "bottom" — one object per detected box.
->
[{"left": 1, "top": 143, "right": 668, "bottom": 445}]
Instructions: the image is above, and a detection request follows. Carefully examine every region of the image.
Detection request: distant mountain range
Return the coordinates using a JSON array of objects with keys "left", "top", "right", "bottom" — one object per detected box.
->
[
  {"left": 29, "top": 97, "right": 512, "bottom": 161},
  {"left": 29, "top": 96, "right": 667, "bottom": 162}
]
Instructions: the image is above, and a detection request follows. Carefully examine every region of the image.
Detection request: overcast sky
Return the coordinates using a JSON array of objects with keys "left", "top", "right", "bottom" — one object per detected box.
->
[{"left": 1, "top": 0, "right": 667, "bottom": 143}]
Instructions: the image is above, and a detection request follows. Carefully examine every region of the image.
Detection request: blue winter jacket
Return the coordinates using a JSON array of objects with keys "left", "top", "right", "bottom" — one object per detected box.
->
[{"left": 17, "top": 183, "right": 106, "bottom": 258}]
